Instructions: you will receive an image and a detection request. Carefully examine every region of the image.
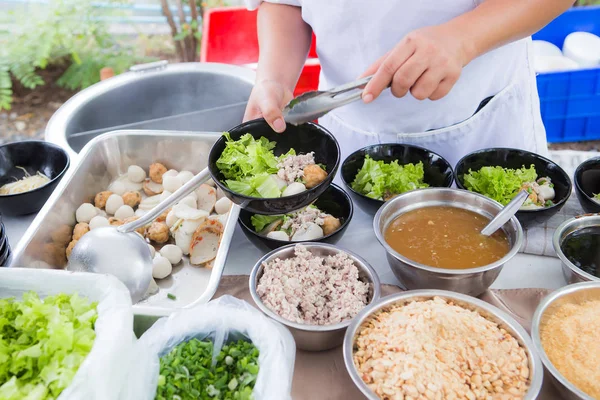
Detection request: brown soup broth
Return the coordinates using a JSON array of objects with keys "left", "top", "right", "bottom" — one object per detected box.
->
[{"left": 384, "top": 206, "right": 510, "bottom": 269}]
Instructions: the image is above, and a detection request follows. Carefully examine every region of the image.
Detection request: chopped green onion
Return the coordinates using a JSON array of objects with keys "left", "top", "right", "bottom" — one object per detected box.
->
[{"left": 167, "top": 293, "right": 176, "bottom": 300}]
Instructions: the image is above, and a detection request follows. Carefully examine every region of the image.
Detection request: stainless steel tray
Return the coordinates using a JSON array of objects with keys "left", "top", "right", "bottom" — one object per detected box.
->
[{"left": 11, "top": 130, "right": 240, "bottom": 319}]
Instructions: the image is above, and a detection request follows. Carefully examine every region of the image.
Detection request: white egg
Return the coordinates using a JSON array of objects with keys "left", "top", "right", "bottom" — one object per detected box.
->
[
  {"left": 105, "top": 194, "right": 124, "bottom": 215},
  {"left": 538, "top": 185, "right": 555, "bottom": 202},
  {"left": 178, "top": 195, "right": 197, "bottom": 209},
  {"left": 291, "top": 223, "right": 323, "bottom": 241},
  {"left": 109, "top": 181, "right": 126, "bottom": 196},
  {"left": 163, "top": 169, "right": 179, "bottom": 179},
  {"left": 76, "top": 203, "right": 97, "bottom": 223},
  {"left": 177, "top": 170, "right": 194, "bottom": 184},
  {"left": 271, "top": 175, "right": 287, "bottom": 190},
  {"left": 147, "top": 244, "right": 156, "bottom": 258},
  {"left": 267, "top": 231, "right": 290, "bottom": 241},
  {"left": 282, "top": 182, "right": 306, "bottom": 197},
  {"left": 114, "top": 205, "right": 135, "bottom": 220},
  {"left": 152, "top": 255, "right": 172, "bottom": 279},
  {"left": 163, "top": 175, "right": 183, "bottom": 193},
  {"left": 215, "top": 197, "right": 232, "bottom": 215},
  {"left": 89, "top": 216, "right": 110, "bottom": 230},
  {"left": 127, "top": 165, "right": 146, "bottom": 183},
  {"left": 95, "top": 207, "right": 107, "bottom": 218},
  {"left": 160, "top": 191, "right": 173, "bottom": 202},
  {"left": 165, "top": 210, "right": 177, "bottom": 228},
  {"left": 160, "top": 244, "right": 183, "bottom": 265}
]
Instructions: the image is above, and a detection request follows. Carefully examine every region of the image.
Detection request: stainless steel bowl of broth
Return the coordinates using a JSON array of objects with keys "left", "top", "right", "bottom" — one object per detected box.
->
[
  {"left": 554, "top": 214, "right": 600, "bottom": 284},
  {"left": 373, "top": 188, "right": 523, "bottom": 296}
]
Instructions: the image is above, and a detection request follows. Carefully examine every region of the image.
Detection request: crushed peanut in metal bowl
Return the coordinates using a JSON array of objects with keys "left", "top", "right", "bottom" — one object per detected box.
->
[{"left": 348, "top": 294, "right": 540, "bottom": 400}]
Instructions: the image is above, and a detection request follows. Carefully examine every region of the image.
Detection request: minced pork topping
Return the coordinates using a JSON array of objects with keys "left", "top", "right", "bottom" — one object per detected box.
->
[{"left": 257, "top": 244, "right": 369, "bottom": 325}]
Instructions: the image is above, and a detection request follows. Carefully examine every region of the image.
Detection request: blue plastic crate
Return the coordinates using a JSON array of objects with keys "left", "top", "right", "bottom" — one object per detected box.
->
[{"left": 532, "top": 6, "right": 600, "bottom": 143}]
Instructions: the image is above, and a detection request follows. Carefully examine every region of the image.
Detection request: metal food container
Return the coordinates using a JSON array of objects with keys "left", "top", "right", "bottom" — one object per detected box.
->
[
  {"left": 11, "top": 130, "right": 240, "bottom": 328},
  {"left": 553, "top": 214, "right": 600, "bottom": 283},
  {"left": 531, "top": 282, "right": 600, "bottom": 400},
  {"left": 343, "top": 290, "right": 543, "bottom": 400},
  {"left": 249, "top": 243, "right": 381, "bottom": 352},
  {"left": 373, "top": 188, "right": 523, "bottom": 297}
]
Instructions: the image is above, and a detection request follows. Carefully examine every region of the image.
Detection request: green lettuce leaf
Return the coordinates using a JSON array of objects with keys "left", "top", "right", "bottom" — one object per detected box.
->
[
  {"left": 463, "top": 165, "right": 538, "bottom": 205},
  {"left": 350, "top": 156, "right": 429, "bottom": 200},
  {"left": 0, "top": 292, "right": 97, "bottom": 399},
  {"left": 250, "top": 215, "right": 284, "bottom": 232},
  {"left": 216, "top": 133, "right": 287, "bottom": 198}
]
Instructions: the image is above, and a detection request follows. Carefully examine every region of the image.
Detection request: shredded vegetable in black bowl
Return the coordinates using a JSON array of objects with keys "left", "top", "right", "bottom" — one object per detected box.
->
[
  {"left": 341, "top": 143, "right": 454, "bottom": 215},
  {"left": 455, "top": 148, "right": 572, "bottom": 228}
]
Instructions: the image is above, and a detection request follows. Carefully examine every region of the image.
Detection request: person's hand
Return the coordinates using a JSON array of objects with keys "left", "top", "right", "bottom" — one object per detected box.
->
[
  {"left": 243, "top": 79, "right": 294, "bottom": 133},
  {"left": 361, "top": 24, "right": 473, "bottom": 103}
]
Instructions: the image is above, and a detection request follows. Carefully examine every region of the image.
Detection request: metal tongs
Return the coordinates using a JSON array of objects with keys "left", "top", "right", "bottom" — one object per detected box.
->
[{"left": 282, "top": 75, "right": 373, "bottom": 125}]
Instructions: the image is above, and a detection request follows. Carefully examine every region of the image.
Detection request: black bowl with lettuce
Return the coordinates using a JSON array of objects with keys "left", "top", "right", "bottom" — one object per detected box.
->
[
  {"left": 238, "top": 184, "right": 353, "bottom": 251},
  {"left": 340, "top": 144, "right": 454, "bottom": 215},
  {"left": 574, "top": 156, "right": 600, "bottom": 213},
  {"left": 209, "top": 119, "right": 340, "bottom": 215},
  {"left": 455, "top": 148, "right": 572, "bottom": 227}
]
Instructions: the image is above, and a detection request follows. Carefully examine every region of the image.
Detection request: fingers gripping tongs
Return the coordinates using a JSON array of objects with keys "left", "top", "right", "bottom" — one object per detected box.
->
[{"left": 282, "top": 76, "right": 373, "bottom": 125}]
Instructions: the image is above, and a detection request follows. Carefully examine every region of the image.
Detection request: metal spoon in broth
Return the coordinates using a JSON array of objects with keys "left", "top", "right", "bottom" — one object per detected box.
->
[{"left": 480, "top": 190, "right": 529, "bottom": 237}]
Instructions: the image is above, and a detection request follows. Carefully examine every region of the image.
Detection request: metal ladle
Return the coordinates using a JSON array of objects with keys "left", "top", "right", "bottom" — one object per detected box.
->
[
  {"left": 68, "top": 168, "right": 211, "bottom": 302},
  {"left": 480, "top": 190, "right": 529, "bottom": 236}
]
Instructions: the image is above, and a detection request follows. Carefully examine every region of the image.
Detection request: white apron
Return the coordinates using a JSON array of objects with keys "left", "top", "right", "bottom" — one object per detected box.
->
[{"left": 246, "top": 0, "right": 548, "bottom": 171}]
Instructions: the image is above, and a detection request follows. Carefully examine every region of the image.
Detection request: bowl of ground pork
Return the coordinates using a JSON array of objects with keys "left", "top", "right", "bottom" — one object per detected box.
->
[{"left": 249, "top": 243, "right": 381, "bottom": 351}]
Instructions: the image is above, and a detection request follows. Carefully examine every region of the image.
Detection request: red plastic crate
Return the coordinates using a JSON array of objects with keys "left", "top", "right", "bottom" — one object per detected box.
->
[{"left": 201, "top": 6, "right": 320, "bottom": 95}]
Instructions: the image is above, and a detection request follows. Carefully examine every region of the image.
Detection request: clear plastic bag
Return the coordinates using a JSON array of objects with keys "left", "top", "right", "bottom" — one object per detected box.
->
[
  {"left": 122, "top": 295, "right": 296, "bottom": 400},
  {"left": 0, "top": 268, "right": 134, "bottom": 400}
]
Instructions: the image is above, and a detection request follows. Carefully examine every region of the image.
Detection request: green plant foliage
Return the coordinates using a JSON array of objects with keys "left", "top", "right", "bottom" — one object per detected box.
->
[{"left": 0, "top": 0, "right": 151, "bottom": 110}]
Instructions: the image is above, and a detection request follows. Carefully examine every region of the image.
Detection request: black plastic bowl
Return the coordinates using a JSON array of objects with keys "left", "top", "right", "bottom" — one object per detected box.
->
[
  {"left": 340, "top": 143, "right": 454, "bottom": 215},
  {"left": 574, "top": 156, "right": 600, "bottom": 213},
  {"left": 455, "top": 148, "right": 572, "bottom": 227},
  {"left": 209, "top": 119, "right": 340, "bottom": 215},
  {"left": 238, "top": 183, "right": 353, "bottom": 251},
  {"left": 0, "top": 141, "right": 70, "bottom": 216}
]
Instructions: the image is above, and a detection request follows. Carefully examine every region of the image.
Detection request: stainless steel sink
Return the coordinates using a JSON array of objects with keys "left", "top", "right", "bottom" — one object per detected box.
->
[{"left": 45, "top": 61, "right": 255, "bottom": 158}]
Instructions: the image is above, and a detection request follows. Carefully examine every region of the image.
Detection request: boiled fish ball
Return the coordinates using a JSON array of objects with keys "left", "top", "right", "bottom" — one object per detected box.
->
[
  {"left": 127, "top": 165, "right": 146, "bottom": 183},
  {"left": 282, "top": 182, "right": 306, "bottom": 197},
  {"left": 89, "top": 216, "right": 110, "bottom": 230},
  {"left": 160, "top": 244, "right": 183, "bottom": 265},
  {"left": 163, "top": 175, "right": 183, "bottom": 193},
  {"left": 105, "top": 194, "right": 124, "bottom": 215},
  {"left": 152, "top": 255, "right": 172, "bottom": 279},
  {"left": 177, "top": 170, "right": 194, "bottom": 184},
  {"left": 114, "top": 205, "right": 135, "bottom": 220},
  {"left": 267, "top": 231, "right": 290, "bottom": 241},
  {"left": 76, "top": 203, "right": 97, "bottom": 223}
]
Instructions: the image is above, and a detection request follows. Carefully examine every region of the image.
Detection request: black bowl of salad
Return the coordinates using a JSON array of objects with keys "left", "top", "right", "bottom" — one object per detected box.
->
[
  {"left": 209, "top": 119, "right": 340, "bottom": 215},
  {"left": 455, "top": 148, "right": 572, "bottom": 227},
  {"left": 340, "top": 143, "right": 454, "bottom": 215},
  {"left": 574, "top": 156, "right": 600, "bottom": 214},
  {"left": 238, "top": 183, "right": 353, "bottom": 251}
]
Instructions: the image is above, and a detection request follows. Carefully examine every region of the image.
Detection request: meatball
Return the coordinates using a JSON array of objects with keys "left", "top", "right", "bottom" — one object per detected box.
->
[
  {"left": 108, "top": 217, "right": 124, "bottom": 226},
  {"left": 147, "top": 222, "right": 170, "bottom": 243},
  {"left": 122, "top": 191, "right": 142, "bottom": 208},
  {"left": 66, "top": 240, "right": 78, "bottom": 260},
  {"left": 51, "top": 224, "right": 73, "bottom": 245},
  {"left": 303, "top": 164, "right": 328, "bottom": 189},
  {"left": 72, "top": 222, "right": 90, "bottom": 240},
  {"left": 94, "top": 191, "right": 113, "bottom": 209},
  {"left": 322, "top": 216, "right": 342, "bottom": 235},
  {"left": 124, "top": 216, "right": 147, "bottom": 236},
  {"left": 149, "top": 163, "right": 168, "bottom": 184},
  {"left": 156, "top": 208, "right": 171, "bottom": 223}
]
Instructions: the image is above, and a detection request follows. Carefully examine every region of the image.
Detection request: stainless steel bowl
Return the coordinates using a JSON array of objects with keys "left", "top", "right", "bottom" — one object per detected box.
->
[
  {"left": 249, "top": 243, "right": 381, "bottom": 351},
  {"left": 373, "top": 188, "right": 523, "bottom": 296},
  {"left": 343, "top": 290, "right": 543, "bottom": 400},
  {"left": 532, "top": 282, "right": 600, "bottom": 400},
  {"left": 553, "top": 214, "right": 600, "bottom": 283}
]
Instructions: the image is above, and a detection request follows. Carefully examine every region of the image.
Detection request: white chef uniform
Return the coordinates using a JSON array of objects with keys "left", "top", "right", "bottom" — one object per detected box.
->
[{"left": 245, "top": 0, "right": 548, "bottom": 171}]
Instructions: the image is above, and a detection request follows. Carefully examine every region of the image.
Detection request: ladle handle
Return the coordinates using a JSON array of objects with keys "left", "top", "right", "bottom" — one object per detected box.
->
[
  {"left": 119, "top": 168, "right": 212, "bottom": 233},
  {"left": 481, "top": 190, "right": 529, "bottom": 237}
]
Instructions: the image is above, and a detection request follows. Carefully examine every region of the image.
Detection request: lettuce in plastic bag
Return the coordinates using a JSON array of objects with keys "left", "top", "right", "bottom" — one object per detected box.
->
[
  {"left": 351, "top": 156, "right": 428, "bottom": 200},
  {"left": 463, "top": 164, "right": 538, "bottom": 205},
  {"left": 0, "top": 292, "right": 98, "bottom": 400}
]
